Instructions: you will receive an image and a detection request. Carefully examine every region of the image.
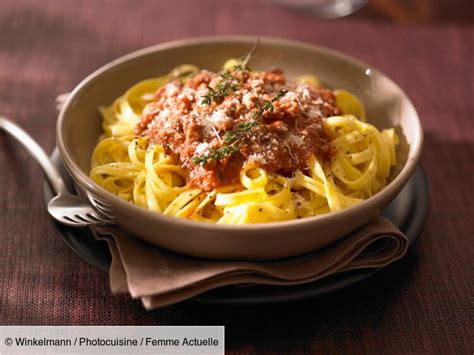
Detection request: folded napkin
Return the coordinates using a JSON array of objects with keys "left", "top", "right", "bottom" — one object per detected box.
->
[
  {"left": 53, "top": 96, "right": 408, "bottom": 308},
  {"left": 91, "top": 217, "right": 408, "bottom": 309}
]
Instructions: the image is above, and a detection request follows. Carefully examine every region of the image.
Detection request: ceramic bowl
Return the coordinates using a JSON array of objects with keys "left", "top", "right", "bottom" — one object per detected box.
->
[{"left": 57, "top": 36, "right": 423, "bottom": 260}]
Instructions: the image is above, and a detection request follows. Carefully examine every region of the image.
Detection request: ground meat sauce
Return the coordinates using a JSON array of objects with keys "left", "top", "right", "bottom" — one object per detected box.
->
[{"left": 135, "top": 67, "right": 341, "bottom": 191}]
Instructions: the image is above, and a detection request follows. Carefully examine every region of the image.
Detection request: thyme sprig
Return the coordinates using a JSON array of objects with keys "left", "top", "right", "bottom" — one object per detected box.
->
[
  {"left": 192, "top": 122, "right": 257, "bottom": 165},
  {"left": 252, "top": 89, "right": 288, "bottom": 119},
  {"left": 193, "top": 89, "right": 288, "bottom": 165},
  {"left": 223, "top": 121, "right": 258, "bottom": 144},
  {"left": 201, "top": 80, "right": 239, "bottom": 105},
  {"left": 192, "top": 145, "right": 240, "bottom": 165},
  {"left": 233, "top": 38, "right": 260, "bottom": 72},
  {"left": 200, "top": 38, "right": 260, "bottom": 105},
  {"left": 194, "top": 40, "right": 290, "bottom": 166}
]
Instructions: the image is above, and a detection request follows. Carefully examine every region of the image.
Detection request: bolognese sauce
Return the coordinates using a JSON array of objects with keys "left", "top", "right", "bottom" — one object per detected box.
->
[{"left": 135, "top": 67, "right": 341, "bottom": 191}]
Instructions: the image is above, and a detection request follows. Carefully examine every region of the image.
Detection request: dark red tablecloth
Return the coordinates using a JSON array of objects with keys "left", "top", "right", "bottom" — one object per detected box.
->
[{"left": 1, "top": 0, "right": 472, "bottom": 353}]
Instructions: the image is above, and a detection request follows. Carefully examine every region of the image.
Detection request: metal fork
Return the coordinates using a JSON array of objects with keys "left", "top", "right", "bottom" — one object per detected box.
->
[{"left": 0, "top": 116, "right": 112, "bottom": 227}]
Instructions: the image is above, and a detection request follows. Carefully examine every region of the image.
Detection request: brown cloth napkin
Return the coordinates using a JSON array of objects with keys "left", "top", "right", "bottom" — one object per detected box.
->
[{"left": 91, "top": 217, "right": 408, "bottom": 309}]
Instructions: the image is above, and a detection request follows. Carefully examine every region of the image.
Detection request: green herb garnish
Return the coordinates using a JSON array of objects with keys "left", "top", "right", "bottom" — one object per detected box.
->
[
  {"left": 194, "top": 89, "right": 288, "bottom": 165},
  {"left": 252, "top": 89, "right": 288, "bottom": 119},
  {"left": 192, "top": 145, "right": 240, "bottom": 165},
  {"left": 200, "top": 38, "right": 260, "bottom": 105},
  {"left": 200, "top": 87, "right": 215, "bottom": 105},
  {"left": 223, "top": 121, "right": 258, "bottom": 144},
  {"left": 234, "top": 38, "right": 260, "bottom": 72},
  {"left": 201, "top": 78, "right": 239, "bottom": 105},
  {"left": 195, "top": 40, "right": 290, "bottom": 166},
  {"left": 192, "top": 122, "right": 258, "bottom": 165}
]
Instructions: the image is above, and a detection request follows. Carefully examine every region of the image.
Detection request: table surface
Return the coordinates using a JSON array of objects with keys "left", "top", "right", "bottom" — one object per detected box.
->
[{"left": 0, "top": 0, "right": 473, "bottom": 353}]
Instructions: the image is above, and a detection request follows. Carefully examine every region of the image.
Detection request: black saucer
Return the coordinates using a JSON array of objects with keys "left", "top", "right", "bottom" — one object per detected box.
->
[{"left": 42, "top": 149, "right": 430, "bottom": 304}]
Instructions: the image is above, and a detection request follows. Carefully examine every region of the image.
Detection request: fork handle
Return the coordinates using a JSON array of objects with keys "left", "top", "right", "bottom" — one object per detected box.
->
[{"left": 0, "top": 116, "right": 67, "bottom": 195}]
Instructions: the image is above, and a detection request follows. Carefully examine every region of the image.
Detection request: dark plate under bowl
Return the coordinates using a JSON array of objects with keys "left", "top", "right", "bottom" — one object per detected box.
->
[{"left": 42, "top": 149, "right": 430, "bottom": 304}]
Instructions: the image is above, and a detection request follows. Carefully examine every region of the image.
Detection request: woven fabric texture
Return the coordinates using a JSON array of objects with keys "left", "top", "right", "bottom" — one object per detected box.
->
[{"left": 0, "top": 1, "right": 473, "bottom": 353}]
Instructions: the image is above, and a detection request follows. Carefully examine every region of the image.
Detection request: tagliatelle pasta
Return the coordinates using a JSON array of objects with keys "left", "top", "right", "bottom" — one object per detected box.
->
[{"left": 90, "top": 60, "right": 398, "bottom": 224}]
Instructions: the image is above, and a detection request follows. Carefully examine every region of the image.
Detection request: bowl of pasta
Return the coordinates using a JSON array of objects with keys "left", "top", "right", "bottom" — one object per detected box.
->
[{"left": 57, "top": 36, "right": 422, "bottom": 260}]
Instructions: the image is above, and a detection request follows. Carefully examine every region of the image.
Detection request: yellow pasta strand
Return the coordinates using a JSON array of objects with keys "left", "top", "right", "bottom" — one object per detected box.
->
[{"left": 90, "top": 64, "right": 398, "bottom": 224}]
